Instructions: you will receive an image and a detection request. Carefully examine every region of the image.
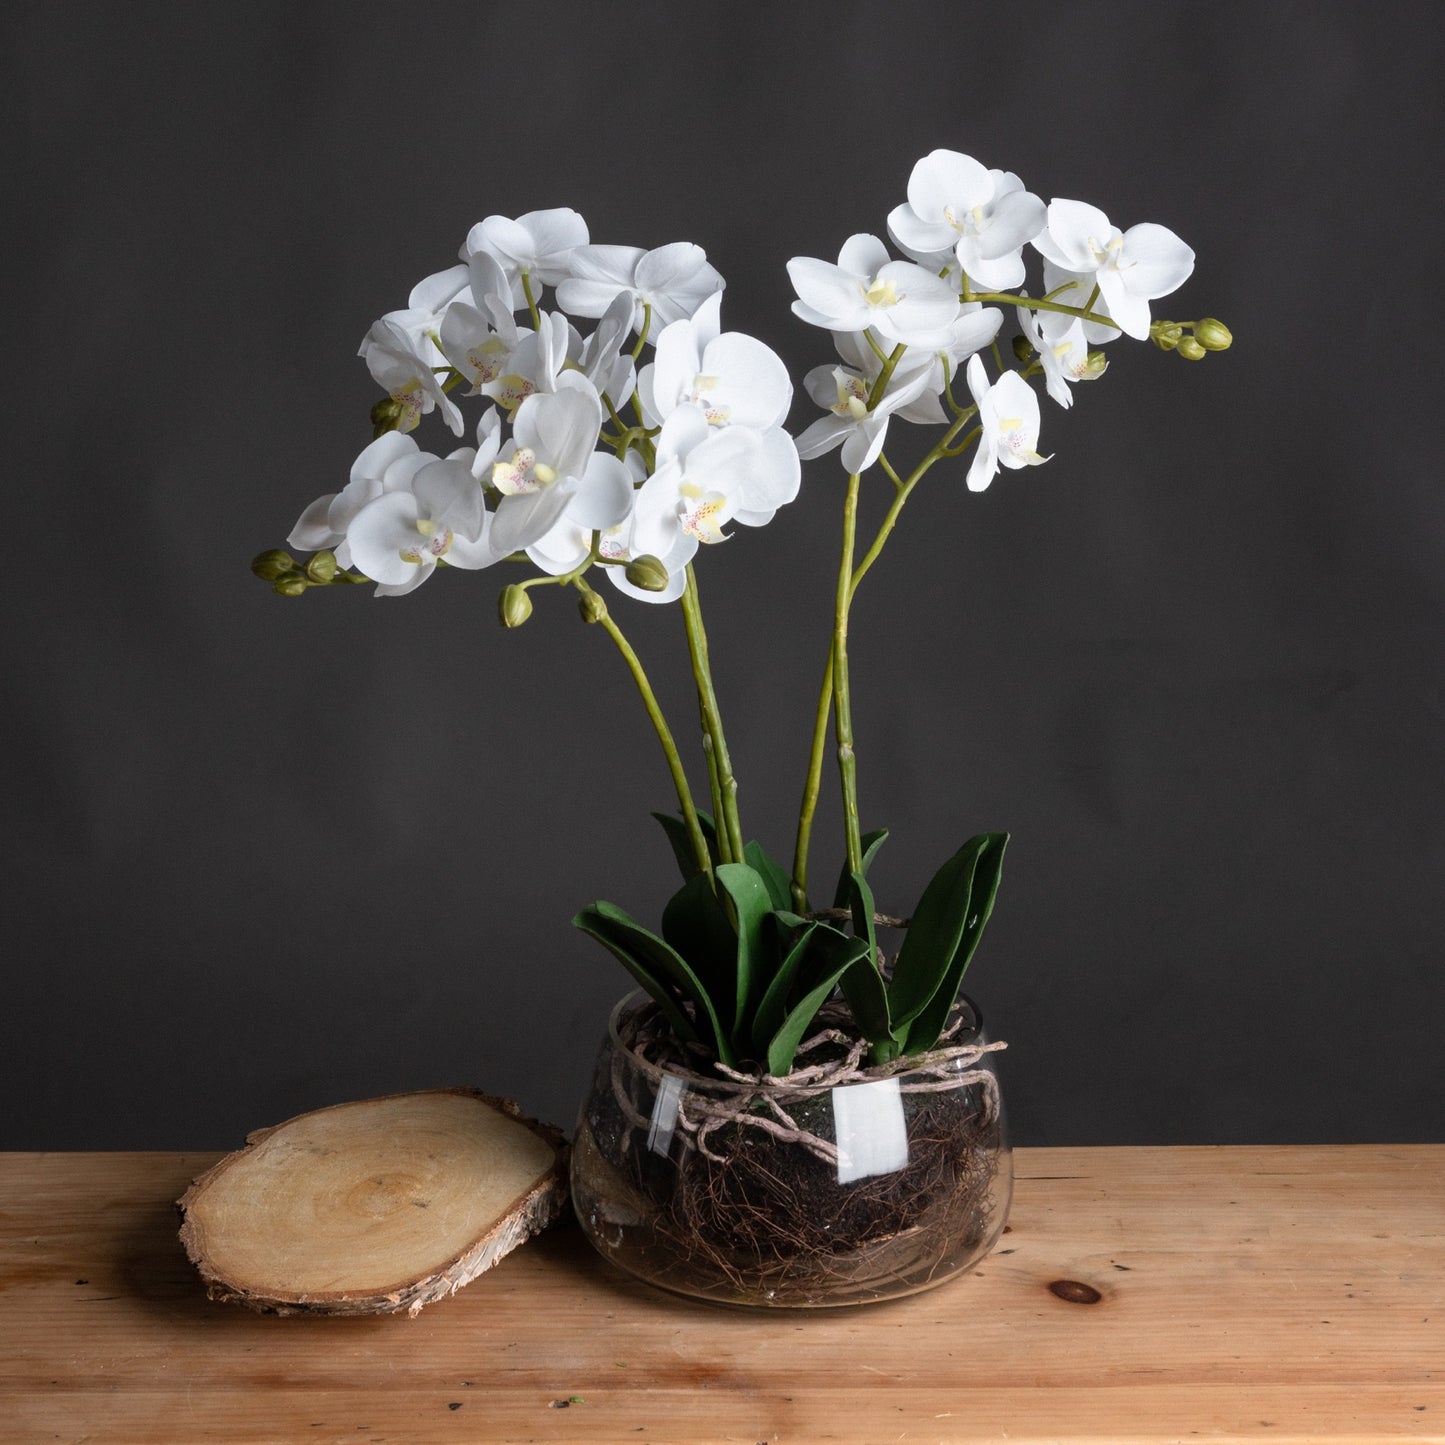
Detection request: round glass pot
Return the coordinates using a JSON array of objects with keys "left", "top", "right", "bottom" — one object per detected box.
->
[{"left": 570, "top": 993, "right": 1011, "bottom": 1308}]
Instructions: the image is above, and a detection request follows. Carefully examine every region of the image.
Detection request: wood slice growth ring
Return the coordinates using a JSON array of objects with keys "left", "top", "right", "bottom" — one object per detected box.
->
[{"left": 177, "top": 1089, "right": 567, "bottom": 1317}]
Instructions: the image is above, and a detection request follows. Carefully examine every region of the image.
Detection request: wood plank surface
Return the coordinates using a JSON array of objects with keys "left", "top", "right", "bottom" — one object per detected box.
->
[{"left": 1, "top": 1146, "right": 1441, "bottom": 1444}]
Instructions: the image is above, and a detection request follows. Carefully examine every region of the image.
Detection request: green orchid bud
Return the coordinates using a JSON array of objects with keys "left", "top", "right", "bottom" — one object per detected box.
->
[
  {"left": 578, "top": 590, "right": 608, "bottom": 625},
  {"left": 305, "top": 550, "right": 338, "bottom": 584},
  {"left": 1011, "top": 333, "right": 1034, "bottom": 363},
  {"left": 1177, "top": 336, "right": 1207, "bottom": 361},
  {"left": 624, "top": 555, "right": 671, "bottom": 593},
  {"left": 499, "top": 584, "right": 533, "bottom": 628},
  {"left": 272, "top": 574, "right": 309, "bottom": 597},
  {"left": 1195, "top": 317, "right": 1233, "bottom": 352},
  {"left": 1150, "top": 321, "right": 1183, "bottom": 352},
  {"left": 370, "top": 397, "right": 405, "bottom": 437},
  {"left": 251, "top": 549, "right": 297, "bottom": 581}
]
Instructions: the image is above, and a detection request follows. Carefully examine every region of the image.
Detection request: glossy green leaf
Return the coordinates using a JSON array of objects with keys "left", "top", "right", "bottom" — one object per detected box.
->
[
  {"left": 887, "top": 833, "right": 1008, "bottom": 1039},
  {"left": 714, "top": 863, "right": 776, "bottom": 1052},
  {"left": 651, "top": 810, "right": 720, "bottom": 883},
  {"left": 837, "top": 905, "right": 892, "bottom": 1048},
  {"left": 831, "top": 828, "right": 890, "bottom": 909},
  {"left": 901, "top": 833, "right": 1008, "bottom": 1054},
  {"left": 743, "top": 839, "right": 794, "bottom": 912},
  {"left": 750, "top": 919, "right": 821, "bottom": 1057},
  {"left": 766, "top": 933, "right": 873, "bottom": 1076},
  {"left": 660, "top": 872, "right": 735, "bottom": 1019},
  {"left": 847, "top": 869, "right": 878, "bottom": 974},
  {"left": 573, "top": 901, "right": 736, "bottom": 1062}
]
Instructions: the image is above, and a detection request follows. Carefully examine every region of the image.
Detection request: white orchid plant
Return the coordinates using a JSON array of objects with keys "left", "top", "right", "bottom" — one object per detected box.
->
[{"left": 256, "top": 149, "right": 1227, "bottom": 1075}]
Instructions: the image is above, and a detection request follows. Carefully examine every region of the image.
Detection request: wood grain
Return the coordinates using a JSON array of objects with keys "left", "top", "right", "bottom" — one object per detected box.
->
[{"left": 2, "top": 1146, "right": 1441, "bottom": 1443}]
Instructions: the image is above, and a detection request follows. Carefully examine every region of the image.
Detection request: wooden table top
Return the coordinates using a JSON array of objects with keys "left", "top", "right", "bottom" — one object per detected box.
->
[{"left": 1, "top": 1145, "right": 1441, "bottom": 1443}]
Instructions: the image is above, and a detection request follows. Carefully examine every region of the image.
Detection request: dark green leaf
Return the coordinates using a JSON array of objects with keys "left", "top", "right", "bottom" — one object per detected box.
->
[
  {"left": 750, "top": 920, "right": 821, "bottom": 1057},
  {"left": 651, "top": 810, "right": 720, "bottom": 883},
  {"left": 902, "top": 833, "right": 1008, "bottom": 1054},
  {"left": 660, "top": 872, "right": 735, "bottom": 1018},
  {"left": 743, "top": 839, "right": 794, "bottom": 911},
  {"left": 847, "top": 869, "right": 878, "bottom": 973},
  {"left": 837, "top": 933, "right": 892, "bottom": 1046},
  {"left": 766, "top": 933, "right": 873, "bottom": 1075},
  {"left": 573, "top": 901, "right": 733, "bottom": 1065},
  {"left": 831, "top": 828, "right": 890, "bottom": 909},
  {"left": 887, "top": 833, "right": 1008, "bottom": 1039},
  {"left": 714, "top": 863, "right": 775, "bottom": 1052}
]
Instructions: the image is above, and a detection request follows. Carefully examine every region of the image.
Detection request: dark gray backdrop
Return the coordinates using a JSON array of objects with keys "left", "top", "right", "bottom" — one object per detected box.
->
[{"left": 4, "top": 1, "right": 1441, "bottom": 1148}]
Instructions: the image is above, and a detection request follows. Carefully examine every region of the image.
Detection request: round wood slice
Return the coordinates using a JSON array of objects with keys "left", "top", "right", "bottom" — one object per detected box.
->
[{"left": 177, "top": 1089, "right": 567, "bottom": 1317}]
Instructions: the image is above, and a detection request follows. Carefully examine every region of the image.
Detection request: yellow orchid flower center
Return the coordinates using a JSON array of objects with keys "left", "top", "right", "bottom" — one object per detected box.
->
[
  {"left": 862, "top": 276, "right": 901, "bottom": 308},
  {"left": 679, "top": 482, "right": 728, "bottom": 544},
  {"left": 400, "top": 517, "right": 453, "bottom": 564},
  {"left": 831, "top": 374, "right": 870, "bottom": 421},
  {"left": 492, "top": 447, "right": 545, "bottom": 494}
]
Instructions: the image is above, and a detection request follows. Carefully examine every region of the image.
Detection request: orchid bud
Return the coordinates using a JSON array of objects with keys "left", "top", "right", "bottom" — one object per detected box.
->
[
  {"left": 578, "top": 590, "right": 608, "bottom": 625},
  {"left": 1195, "top": 318, "right": 1233, "bottom": 352},
  {"left": 1176, "top": 336, "right": 1207, "bottom": 361},
  {"left": 624, "top": 555, "right": 671, "bottom": 593},
  {"left": 499, "top": 584, "right": 533, "bottom": 628},
  {"left": 1150, "top": 321, "right": 1183, "bottom": 352},
  {"left": 305, "top": 550, "right": 337, "bottom": 584},
  {"left": 370, "top": 397, "right": 405, "bottom": 436},
  {"left": 1011, "top": 334, "right": 1034, "bottom": 363},
  {"left": 252, "top": 549, "right": 296, "bottom": 581},
  {"left": 272, "top": 574, "right": 309, "bottom": 597}
]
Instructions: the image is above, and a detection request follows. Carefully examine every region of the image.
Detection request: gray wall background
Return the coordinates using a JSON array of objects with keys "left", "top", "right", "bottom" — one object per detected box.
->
[{"left": 4, "top": 1, "right": 1441, "bottom": 1149}]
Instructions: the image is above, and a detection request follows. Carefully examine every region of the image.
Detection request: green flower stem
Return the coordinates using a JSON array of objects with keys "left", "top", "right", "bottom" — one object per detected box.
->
[
  {"left": 578, "top": 578, "right": 712, "bottom": 878},
  {"left": 791, "top": 401, "right": 986, "bottom": 906},
  {"left": 790, "top": 650, "right": 835, "bottom": 912},
  {"left": 832, "top": 471, "right": 864, "bottom": 875},
  {"left": 680, "top": 564, "right": 745, "bottom": 866},
  {"left": 866, "top": 345, "right": 907, "bottom": 410},
  {"left": 520, "top": 270, "right": 542, "bottom": 330},
  {"left": 972, "top": 290, "right": 1115, "bottom": 329},
  {"left": 630, "top": 303, "right": 653, "bottom": 362}
]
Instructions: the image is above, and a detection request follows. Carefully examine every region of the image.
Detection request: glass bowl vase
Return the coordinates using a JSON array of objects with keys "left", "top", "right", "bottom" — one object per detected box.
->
[{"left": 570, "top": 992, "right": 1011, "bottom": 1308}]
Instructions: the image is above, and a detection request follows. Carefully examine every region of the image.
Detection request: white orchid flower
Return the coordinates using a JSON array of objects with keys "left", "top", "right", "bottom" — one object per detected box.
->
[
  {"left": 357, "top": 316, "right": 464, "bottom": 436},
  {"left": 1017, "top": 303, "right": 1102, "bottom": 409},
  {"left": 626, "top": 408, "right": 801, "bottom": 590},
  {"left": 464, "top": 208, "right": 589, "bottom": 303},
  {"left": 1031, "top": 200, "right": 1194, "bottom": 341},
  {"left": 556, "top": 242, "right": 724, "bottom": 337},
  {"left": 887, "top": 150, "right": 1045, "bottom": 293},
  {"left": 796, "top": 361, "right": 933, "bottom": 474},
  {"left": 287, "top": 432, "right": 423, "bottom": 568},
  {"left": 637, "top": 292, "right": 792, "bottom": 430},
  {"left": 486, "top": 375, "right": 631, "bottom": 557},
  {"left": 481, "top": 311, "right": 575, "bottom": 417},
  {"left": 828, "top": 304, "right": 1005, "bottom": 428},
  {"left": 577, "top": 292, "right": 638, "bottom": 406},
  {"left": 788, "top": 234, "right": 960, "bottom": 348},
  {"left": 964, "top": 355, "right": 1048, "bottom": 492},
  {"left": 347, "top": 453, "right": 494, "bottom": 597}
]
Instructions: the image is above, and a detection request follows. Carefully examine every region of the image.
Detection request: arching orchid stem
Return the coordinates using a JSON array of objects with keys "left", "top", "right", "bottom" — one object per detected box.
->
[
  {"left": 832, "top": 471, "right": 864, "bottom": 875},
  {"left": 680, "top": 565, "right": 745, "bottom": 866},
  {"left": 630, "top": 303, "right": 653, "bottom": 362},
  {"left": 972, "top": 291, "right": 1117, "bottom": 329},
  {"left": 520, "top": 269, "right": 542, "bottom": 330},
  {"left": 790, "top": 650, "right": 834, "bottom": 913},
  {"left": 792, "top": 402, "right": 988, "bottom": 905},
  {"left": 577, "top": 578, "right": 712, "bottom": 878},
  {"left": 865, "top": 344, "right": 907, "bottom": 412}
]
